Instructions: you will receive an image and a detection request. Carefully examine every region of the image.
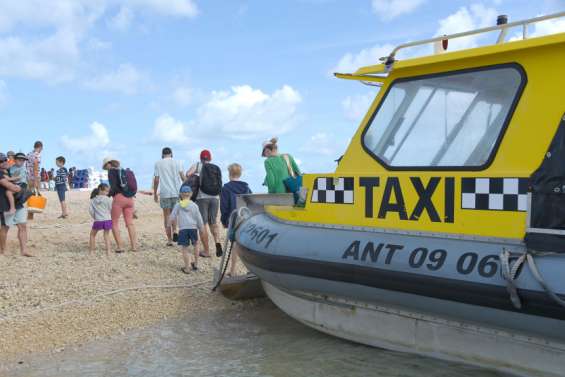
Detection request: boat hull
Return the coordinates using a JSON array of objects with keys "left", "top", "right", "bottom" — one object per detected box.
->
[
  {"left": 235, "top": 213, "right": 565, "bottom": 375},
  {"left": 260, "top": 279, "right": 565, "bottom": 377}
]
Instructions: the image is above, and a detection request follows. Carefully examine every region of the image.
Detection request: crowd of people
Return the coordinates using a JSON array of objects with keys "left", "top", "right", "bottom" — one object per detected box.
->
[{"left": 0, "top": 137, "right": 301, "bottom": 275}]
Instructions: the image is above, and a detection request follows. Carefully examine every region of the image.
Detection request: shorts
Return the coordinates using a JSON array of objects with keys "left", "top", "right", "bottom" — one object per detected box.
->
[
  {"left": 177, "top": 229, "right": 198, "bottom": 246},
  {"left": 56, "top": 184, "right": 67, "bottom": 202},
  {"left": 160, "top": 196, "right": 178, "bottom": 209},
  {"left": 196, "top": 198, "right": 219, "bottom": 225},
  {"left": 4, "top": 207, "right": 28, "bottom": 227},
  {"left": 92, "top": 220, "right": 112, "bottom": 231},
  {"left": 111, "top": 194, "right": 135, "bottom": 226}
]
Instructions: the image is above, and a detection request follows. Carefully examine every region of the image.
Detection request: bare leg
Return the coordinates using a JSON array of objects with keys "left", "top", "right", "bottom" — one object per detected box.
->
[
  {"left": 17, "top": 223, "right": 33, "bottom": 257},
  {"left": 0, "top": 226, "right": 8, "bottom": 255},
  {"left": 61, "top": 201, "right": 68, "bottom": 217},
  {"left": 210, "top": 223, "right": 220, "bottom": 244},
  {"left": 163, "top": 208, "right": 172, "bottom": 242},
  {"left": 6, "top": 191, "right": 15, "bottom": 214},
  {"left": 89, "top": 229, "right": 98, "bottom": 254},
  {"left": 181, "top": 246, "right": 191, "bottom": 271},
  {"left": 112, "top": 222, "right": 124, "bottom": 251},
  {"left": 103, "top": 230, "right": 111, "bottom": 255},
  {"left": 199, "top": 225, "right": 210, "bottom": 256},
  {"left": 126, "top": 224, "right": 138, "bottom": 251},
  {"left": 192, "top": 243, "right": 198, "bottom": 268}
]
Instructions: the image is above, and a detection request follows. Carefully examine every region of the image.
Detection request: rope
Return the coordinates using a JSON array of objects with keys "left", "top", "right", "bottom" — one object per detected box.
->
[
  {"left": 500, "top": 249, "right": 565, "bottom": 309},
  {"left": 212, "top": 207, "right": 251, "bottom": 291},
  {"left": 0, "top": 280, "right": 209, "bottom": 322}
]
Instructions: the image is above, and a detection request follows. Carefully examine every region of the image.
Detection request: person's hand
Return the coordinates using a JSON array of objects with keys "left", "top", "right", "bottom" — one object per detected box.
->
[{"left": 153, "top": 193, "right": 159, "bottom": 203}]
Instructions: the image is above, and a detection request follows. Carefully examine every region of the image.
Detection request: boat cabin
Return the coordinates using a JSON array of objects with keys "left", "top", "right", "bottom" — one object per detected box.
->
[{"left": 268, "top": 12, "right": 565, "bottom": 248}]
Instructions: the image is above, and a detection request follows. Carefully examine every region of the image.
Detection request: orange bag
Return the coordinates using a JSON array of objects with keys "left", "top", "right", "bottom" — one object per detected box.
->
[{"left": 27, "top": 194, "right": 47, "bottom": 214}]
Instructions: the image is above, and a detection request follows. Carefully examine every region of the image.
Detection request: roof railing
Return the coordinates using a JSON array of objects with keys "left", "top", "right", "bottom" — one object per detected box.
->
[{"left": 381, "top": 11, "right": 565, "bottom": 72}]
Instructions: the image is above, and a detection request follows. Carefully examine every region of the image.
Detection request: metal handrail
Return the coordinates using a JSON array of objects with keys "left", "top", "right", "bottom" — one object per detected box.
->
[{"left": 381, "top": 11, "right": 565, "bottom": 71}]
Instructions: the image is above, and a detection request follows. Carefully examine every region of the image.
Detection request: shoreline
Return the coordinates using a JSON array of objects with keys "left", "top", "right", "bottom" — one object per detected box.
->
[{"left": 0, "top": 191, "right": 239, "bottom": 366}]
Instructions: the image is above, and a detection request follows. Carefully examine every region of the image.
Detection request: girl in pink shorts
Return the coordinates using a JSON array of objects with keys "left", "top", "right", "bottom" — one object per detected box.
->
[{"left": 89, "top": 184, "right": 113, "bottom": 255}]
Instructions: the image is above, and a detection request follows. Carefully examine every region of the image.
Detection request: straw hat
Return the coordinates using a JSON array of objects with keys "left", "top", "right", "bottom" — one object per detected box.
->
[{"left": 102, "top": 156, "right": 118, "bottom": 170}]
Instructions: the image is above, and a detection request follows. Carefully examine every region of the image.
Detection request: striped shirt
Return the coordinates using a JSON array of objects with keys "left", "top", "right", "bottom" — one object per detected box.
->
[{"left": 55, "top": 167, "right": 68, "bottom": 186}]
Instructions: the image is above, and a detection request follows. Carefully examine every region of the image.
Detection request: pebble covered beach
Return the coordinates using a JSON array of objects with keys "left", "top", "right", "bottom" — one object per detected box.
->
[{"left": 0, "top": 190, "right": 239, "bottom": 367}]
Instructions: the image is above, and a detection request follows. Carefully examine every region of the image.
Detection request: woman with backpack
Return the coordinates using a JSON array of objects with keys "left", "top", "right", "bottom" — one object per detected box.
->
[{"left": 103, "top": 157, "right": 138, "bottom": 253}]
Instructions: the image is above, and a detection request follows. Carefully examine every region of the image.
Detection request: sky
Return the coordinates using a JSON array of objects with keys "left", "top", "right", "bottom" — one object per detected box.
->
[{"left": 1, "top": 0, "right": 564, "bottom": 191}]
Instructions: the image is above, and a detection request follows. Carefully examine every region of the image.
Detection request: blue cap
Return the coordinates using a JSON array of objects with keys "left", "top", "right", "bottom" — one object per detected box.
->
[{"left": 180, "top": 185, "right": 192, "bottom": 194}]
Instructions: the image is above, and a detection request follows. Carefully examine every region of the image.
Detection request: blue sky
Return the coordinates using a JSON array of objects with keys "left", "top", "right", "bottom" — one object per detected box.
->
[{"left": 1, "top": 0, "right": 564, "bottom": 190}]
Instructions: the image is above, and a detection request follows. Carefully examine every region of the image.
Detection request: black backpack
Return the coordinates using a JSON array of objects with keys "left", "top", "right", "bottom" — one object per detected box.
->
[{"left": 199, "top": 163, "right": 222, "bottom": 196}]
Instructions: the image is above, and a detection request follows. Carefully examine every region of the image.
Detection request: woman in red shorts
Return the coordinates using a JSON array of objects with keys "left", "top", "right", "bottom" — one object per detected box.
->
[{"left": 102, "top": 157, "right": 138, "bottom": 253}]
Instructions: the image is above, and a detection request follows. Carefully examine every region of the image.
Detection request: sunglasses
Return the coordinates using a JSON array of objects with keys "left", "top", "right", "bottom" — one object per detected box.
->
[{"left": 0, "top": 159, "right": 7, "bottom": 163}]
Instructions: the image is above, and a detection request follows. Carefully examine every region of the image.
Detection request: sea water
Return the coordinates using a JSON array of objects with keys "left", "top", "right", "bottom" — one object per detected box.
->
[{"left": 9, "top": 300, "right": 510, "bottom": 377}]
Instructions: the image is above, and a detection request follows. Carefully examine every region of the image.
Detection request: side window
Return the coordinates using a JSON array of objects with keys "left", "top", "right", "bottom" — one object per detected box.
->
[{"left": 363, "top": 66, "right": 524, "bottom": 168}]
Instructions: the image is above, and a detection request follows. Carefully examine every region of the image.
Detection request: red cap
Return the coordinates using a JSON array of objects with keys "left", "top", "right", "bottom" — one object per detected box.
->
[{"left": 200, "top": 149, "right": 212, "bottom": 161}]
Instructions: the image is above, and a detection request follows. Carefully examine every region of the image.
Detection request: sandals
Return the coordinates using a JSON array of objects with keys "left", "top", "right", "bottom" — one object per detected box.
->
[
  {"left": 199, "top": 252, "right": 211, "bottom": 258},
  {"left": 115, "top": 249, "right": 125, "bottom": 254},
  {"left": 181, "top": 267, "right": 190, "bottom": 274}
]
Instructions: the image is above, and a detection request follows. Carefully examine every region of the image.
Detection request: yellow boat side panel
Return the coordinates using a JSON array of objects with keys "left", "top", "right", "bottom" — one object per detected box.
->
[{"left": 270, "top": 34, "right": 565, "bottom": 240}]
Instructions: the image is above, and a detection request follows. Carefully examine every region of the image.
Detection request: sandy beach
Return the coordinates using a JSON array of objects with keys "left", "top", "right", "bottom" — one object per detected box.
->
[{"left": 0, "top": 191, "right": 240, "bottom": 366}]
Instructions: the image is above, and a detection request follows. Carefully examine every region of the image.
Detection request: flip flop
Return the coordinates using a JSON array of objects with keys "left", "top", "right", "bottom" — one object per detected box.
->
[
  {"left": 181, "top": 267, "right": 190, "bottom": 274},
  {"left": 115, "top": 249, "right": 125, "bottom": 254},
  {"left": 199, "top": 252, "right": 211, "bottom": 258}
]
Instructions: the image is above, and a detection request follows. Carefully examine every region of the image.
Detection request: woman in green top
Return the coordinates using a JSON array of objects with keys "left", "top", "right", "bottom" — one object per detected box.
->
[{"left": 262, "top": 137, "right": 301, "bottom": 193}]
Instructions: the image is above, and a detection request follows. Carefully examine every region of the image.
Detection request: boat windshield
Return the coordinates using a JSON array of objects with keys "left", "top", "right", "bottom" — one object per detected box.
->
[{"left": 362, "top": 65, "right": 524, "bottom": 168}]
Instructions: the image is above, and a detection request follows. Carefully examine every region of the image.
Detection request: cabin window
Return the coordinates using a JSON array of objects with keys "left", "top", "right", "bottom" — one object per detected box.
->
[{"left": 363, "top": 66, "right": 524, "bottom": 168}]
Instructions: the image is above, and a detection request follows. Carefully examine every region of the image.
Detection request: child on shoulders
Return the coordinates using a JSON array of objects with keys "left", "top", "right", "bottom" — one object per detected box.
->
[
  {"left": 168, "top": 186, "right": 206, "bottom": 274},
  {"left": 89, "top": 183, "right": 113, "bottom": 255}
]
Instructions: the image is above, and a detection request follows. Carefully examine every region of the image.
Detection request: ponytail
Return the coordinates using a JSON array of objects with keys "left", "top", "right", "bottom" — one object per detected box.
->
[{"left": 90, "top": 188, "right": 99, "bottom": 199}]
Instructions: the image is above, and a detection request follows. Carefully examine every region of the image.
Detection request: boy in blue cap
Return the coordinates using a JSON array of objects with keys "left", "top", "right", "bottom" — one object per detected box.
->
[{"left": 168, "top": 185, "right": 207, "bottom": 273}]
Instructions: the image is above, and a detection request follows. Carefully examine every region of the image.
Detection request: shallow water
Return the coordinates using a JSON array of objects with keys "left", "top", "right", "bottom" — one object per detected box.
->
[{"left": 10, "top": 300, "right": 510, "bottom": 377}]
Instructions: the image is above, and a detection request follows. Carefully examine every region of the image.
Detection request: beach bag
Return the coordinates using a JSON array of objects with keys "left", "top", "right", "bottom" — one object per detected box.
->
[
  {"left": 27, "top": 192, "right": 47, "bottom": 214},
  {"left": 199, "top": 163, "right": 222, "bottom": 196},
  {"left": 282, "top": 154, "right": 302, "bottom": 194},
  {"left": 118, "top": 168, "right": 138, "bottom": 198}
]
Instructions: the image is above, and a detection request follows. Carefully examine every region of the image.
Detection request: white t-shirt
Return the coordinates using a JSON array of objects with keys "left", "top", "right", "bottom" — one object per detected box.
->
[
  {"left": 154, "top": 157, "right": 184, "bottom": 198},
  {"left": 189, "top": 162, "right": 219, "bottom": 199}
]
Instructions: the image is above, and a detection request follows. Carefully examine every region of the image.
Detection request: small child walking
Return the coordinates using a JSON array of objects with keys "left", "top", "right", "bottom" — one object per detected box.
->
[
  {"left": 55, "top": 156, "right": 69, "bottom": 218},
  {"left": 168, "top": 186, "right": 206, "bottom": 274},
  {"left": 89, "top": 183, "right": 113, "bottom": 255}
]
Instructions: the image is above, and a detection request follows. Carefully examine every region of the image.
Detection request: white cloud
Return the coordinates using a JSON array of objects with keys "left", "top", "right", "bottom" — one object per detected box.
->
[
  {"left": 173, "top": 86, "right": 193, "bottom": 106},
  {"left": 109, "top": 6, "right": 133, "bottom": 31},
  {"left": 195, "top": 85, "right": 302, "bottom": 139},
  {"left": 434, "top": 4, "right": 497, "bottom": 50},
  {"left": 152, "top": 114, "right": 189, "bottom": 143},
  {"left": 332, "top": 43, "right": 395, "bottom": 73},
  {"left": 372, "top": 0, "right": 426, "bottom": 20},
  {"left": 84, "top": 64, "right": 143, "bottom": 95},
  {"left": 0, "top": 0, "right": 198, "bottom": 84},
  {"left": 303, "top": 133, "right": 345, "bottom": 156},
  {"left": 0, "top": 80, "right": 7, "bottom": 107},
  {"left": 133, "top": 0, "right": 199, "bottom": 18},
  {"left": 61, "top": 122, "right": 110, "bottom": 154},
  {"left": 342, "top": 92, "right": 376, "bottom": 122}
]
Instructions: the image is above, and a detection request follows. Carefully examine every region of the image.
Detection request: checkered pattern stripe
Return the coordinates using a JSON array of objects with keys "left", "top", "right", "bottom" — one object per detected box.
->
[
  {"left": 461, "top": 178, "right": 528, "bottom": 212},
  {"left": 311, "top": 177, "right": 354, "bottom": 204}
]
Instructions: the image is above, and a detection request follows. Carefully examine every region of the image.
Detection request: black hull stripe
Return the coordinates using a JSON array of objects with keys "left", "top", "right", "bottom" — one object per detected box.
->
[{"left": 238, "top": 245, "right": 565, "bottom": 321}]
